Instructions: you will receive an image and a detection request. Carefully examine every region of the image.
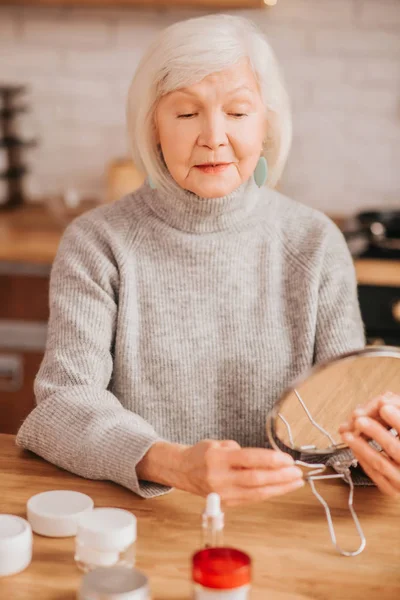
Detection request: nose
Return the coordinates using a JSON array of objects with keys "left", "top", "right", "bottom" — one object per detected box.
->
[{"left": 197, "top": 112, "right": 228, "bottom": 150}]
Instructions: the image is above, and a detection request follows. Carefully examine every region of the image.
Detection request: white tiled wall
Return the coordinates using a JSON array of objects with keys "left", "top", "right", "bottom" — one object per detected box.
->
[{"left": 1, "top": 0, "right": 399, "bottom": 215}]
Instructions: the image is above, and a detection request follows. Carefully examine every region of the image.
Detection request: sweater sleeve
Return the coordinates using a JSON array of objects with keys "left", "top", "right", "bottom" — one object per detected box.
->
[
  {"left": 313, "top": 221, "right": 366, "bottom": 365},
  {"left": 16, "top": 214, "right": 171, "bottom": 499}
]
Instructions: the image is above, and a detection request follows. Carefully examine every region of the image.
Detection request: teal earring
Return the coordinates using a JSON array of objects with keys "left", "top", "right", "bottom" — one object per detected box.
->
[
  {"left": 253, "top": 156, "right": 268, "bottom": 188},
  {"left": 148, "top": 175, "right": 157, "bottom": 190}
]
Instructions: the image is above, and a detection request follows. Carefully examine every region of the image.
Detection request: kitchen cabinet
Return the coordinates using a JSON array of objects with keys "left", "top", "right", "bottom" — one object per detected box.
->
[
  {"left": 356, "top": 263, "right": 400, "bottom": 347},
  {"left": 358, "top": 285, "right": 400, "bottom": 346},
  {"left": 0, "top": 351, "right": 44, "bottom": 434},
  {"left": 0, "top": 0, "right": 272, "bottom": 8},
  {"left": 0, "top": 202, "right": 97, "bottom": 435},
  {"left": 0, "top": 262, "right": 49, "bottom": 434}
]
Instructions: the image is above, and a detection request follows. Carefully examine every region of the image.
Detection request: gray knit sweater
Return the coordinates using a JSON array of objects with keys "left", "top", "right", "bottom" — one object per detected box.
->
[{"left": 16, "top": 174, "right": 365, "bottom": 497}]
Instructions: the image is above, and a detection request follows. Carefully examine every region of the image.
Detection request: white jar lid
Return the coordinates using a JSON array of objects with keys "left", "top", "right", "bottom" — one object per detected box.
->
[
  {"left": 77, "top": 508, "right": 137, "bottom": 551},
  {"left": 27, "top": 490, "right": 94, "bottom": 537},
  {"left": 0, "top": 515, "right": 33, "bottom": 577},
  {"left": 77, "top": 567, "right": 149, "bottom": 600}
]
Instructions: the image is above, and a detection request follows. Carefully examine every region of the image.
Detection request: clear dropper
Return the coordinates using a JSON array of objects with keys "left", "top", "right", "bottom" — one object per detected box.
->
[{"left": 202, "top": 493, "right": 224, "bottom": 548}]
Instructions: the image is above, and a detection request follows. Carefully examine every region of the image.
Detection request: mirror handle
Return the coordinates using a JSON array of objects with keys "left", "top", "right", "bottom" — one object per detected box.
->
[{"left": 305, "top": 468, "right": 366, "bottom": 557}]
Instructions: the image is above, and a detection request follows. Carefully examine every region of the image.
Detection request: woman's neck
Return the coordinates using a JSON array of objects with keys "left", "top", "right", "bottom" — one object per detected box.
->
[{"left": 141, "top": 166, "right": 262, "bottom": 234}]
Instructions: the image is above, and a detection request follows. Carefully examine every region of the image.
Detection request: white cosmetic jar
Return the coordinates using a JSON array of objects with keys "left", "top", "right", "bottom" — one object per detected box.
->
[
  {"left": 75, "top": 508, "right": 137, "bottom": 573},
  {"left": 0, "top": 515, "right": 33, "bottom": 577},
  {"left": 77, "top": 566, "right": 150, "bottom": 600},
  {"left": 27, "top": 490, "right": 94, "bottom": 537}
]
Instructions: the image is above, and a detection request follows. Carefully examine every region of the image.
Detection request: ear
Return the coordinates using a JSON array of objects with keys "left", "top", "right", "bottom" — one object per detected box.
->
[
  {"left": 263, "top": 113, "right": 271, "bottom": 143},
  {"left": 263, "top": 110, "right": 277, "bottom": 151}
]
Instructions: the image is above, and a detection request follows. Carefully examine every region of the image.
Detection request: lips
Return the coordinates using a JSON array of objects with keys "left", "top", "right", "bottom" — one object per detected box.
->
[
  {"left": 194, "top": 163, "right": 231, "bottom": 174},
  {"left": 196, "top": 163, "right": 229, "bottom": 167}
]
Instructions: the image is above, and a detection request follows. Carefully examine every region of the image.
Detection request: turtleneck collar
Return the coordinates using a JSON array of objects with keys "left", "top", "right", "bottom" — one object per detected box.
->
[{"left": 140, "top": 165, "right": 262, "bottom": 234}]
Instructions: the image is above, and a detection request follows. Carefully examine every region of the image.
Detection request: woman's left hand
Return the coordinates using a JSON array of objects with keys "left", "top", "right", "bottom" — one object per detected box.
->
[{"left": 338, "top": 392, "right": 400, "bottom": 498}]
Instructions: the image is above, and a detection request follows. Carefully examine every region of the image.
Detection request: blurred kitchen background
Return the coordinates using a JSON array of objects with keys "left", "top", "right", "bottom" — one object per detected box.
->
[
  {"left": 0, "top": 0, "right": 399, "bottom": 434},
  {"left": 0, "top": 0, "right": 399, "bottom": 211}
]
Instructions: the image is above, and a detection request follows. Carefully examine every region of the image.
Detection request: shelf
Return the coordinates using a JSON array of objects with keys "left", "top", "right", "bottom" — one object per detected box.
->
[
  {"left": 0, "top": 0, "right": 269, "bottom": 7},
  {"left": 0, "top": 137, "right": 37, "bottom": 149},
  {"left": 0, "top": 106, "right": 29, "bottom": 120},
  {"left": 0, "top": 165, "right": 28, "bottom": 180},
  {"left": 0, "top": 204, "right": 398, "bottom": 285}
]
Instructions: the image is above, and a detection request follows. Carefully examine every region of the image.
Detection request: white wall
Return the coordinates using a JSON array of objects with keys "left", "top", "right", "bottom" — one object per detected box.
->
[{"left": 1, "top": 0, "right": 399, "bottom": 215}]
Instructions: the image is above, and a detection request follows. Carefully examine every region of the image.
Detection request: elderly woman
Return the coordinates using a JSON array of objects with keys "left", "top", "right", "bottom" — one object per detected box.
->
[{"left": 17, "top": 14, "right": 400, "bottom": 503}]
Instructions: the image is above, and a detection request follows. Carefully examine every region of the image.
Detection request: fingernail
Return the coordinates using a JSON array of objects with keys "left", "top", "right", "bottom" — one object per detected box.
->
[
  {"left": 339, "top": 421, "right": 350, "bottom": 430},
  {"left": 342, "top": 432, "right": 354, "bottom": 443},
  {"left": 293, "top": 467, "right": 303, "bottom": 478},
  {"left": 356, "top": 416, "right": 369, "bottom": 427},
  {"left": 293, "top": 479, "right": 305, "bottom": 488},
  {"left": 381, "top": 404, "right": 397, "bottom": 415},
  {"left": 353, "top": 408, "right": 366, "bottom": 418}
]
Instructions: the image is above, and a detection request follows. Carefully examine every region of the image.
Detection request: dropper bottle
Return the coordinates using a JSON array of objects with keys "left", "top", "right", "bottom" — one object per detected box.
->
[
  {"left": 202, "top": 493, "right": 224, "bottom": 548},
  {"left": 193, "top": 493, "right": 252, "bottom": 599}
]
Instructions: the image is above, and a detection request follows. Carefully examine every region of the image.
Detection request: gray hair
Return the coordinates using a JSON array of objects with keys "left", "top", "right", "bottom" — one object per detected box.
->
[{"left": 126, "top": 13, "right": 292, "bottom": 195}]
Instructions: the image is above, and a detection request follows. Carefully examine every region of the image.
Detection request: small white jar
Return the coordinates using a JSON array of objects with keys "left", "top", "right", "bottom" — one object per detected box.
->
[
  {"left": 77, "top": 566, "right": 150, "bottom": 600},
  {"left": 27, "top": 490, "right": 94, "bottom": 537},
  {"left": 0, "top": 515, "right": 33, "bottom": 577},
  {"left": 75, "top": 508, "right": 137, "bottom": 573}
]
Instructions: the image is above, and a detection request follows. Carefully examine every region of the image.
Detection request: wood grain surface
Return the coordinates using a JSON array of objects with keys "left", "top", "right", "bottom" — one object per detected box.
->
[
  {"left": 276, "top": 354, "right": 400, "bottom": 451},
  {"left": 355, "top": 259, "right": 400, "bottom": 287},
  {"left": 0, "top": 203, "right": 96, "bottom": 266},
  {"left": 0, "top": 0, "right": 266, "bottom": 9},
  {"left": 0, "top": 434, "right": 399, "bottom": 599}
]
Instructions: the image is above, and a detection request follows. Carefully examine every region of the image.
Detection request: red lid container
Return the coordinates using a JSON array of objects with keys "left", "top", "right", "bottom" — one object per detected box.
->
[{"left": 192, "top": 547, "right": 251, "bottom": 590}]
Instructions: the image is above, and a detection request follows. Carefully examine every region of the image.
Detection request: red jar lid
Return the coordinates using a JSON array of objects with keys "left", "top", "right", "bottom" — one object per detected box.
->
[{"left": 192, "top": 547, "right": 251, "bottom": 590}]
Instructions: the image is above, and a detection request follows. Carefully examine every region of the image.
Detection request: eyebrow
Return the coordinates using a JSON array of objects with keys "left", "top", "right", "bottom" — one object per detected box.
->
[{"left": 176, "top": 85, "right": 254, "bottom": 98}]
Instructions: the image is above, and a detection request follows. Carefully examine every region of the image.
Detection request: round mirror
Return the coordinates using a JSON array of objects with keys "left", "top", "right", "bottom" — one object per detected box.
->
[{"left": 267, "top": 346, "right": 400, "bottom": 457}]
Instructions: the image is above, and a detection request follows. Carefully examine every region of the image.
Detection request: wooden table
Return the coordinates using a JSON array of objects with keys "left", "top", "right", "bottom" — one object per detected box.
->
[{"left": 0, "top": 434, "right": 399, "bottom": 599}]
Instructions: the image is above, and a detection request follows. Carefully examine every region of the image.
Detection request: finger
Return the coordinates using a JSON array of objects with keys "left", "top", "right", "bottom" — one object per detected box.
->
[
  {"left": 354, "top": 392, "right": 400, "bottom": 421},
  {"left": 341, "top": 432, "right": 400, "bottom": 491},
  {"left": 339, "top": 392, "right": 400, "bottom": 433},
  {"left": 231, "top": 466, "right": 303, "bottom": 488},
  {"left": 380, "top": 404, "right": 400, "bottom": 433},
  {"left": 338, "top": 404, "right": 369, "bottom": 434},
  {"left": 224, "top": 479, "right": 305, "bottom": 507},
  {"left": 339, "top": 418, "right": 373, "bottom": 436},
  {"left": 357, "top": 458, "right": 400, "bottom": 498},
  {"left": 338, "top": 422, "right": 354, "bottom": 434},
  {"left": 355, "top": 415, "right": 400, "bottom": 465},
  {"left": 339, "top": 418, "right": 387, "bottom": 436},
  {"left": 228, "top": 448, "right": 294, "bottom": 470},
  {"left": 219, "top": 440, "right": 242, "bottom": 450}
]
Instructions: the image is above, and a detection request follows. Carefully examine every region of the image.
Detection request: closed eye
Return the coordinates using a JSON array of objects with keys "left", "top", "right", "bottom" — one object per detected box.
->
[{"left": 177, "top": 113, "right": 248, "bottom": 119}]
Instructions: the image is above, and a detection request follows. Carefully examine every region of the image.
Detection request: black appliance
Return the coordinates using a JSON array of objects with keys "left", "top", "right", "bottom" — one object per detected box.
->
[{"left": 343, "top": 210, "right": 400, "bottom": 347}]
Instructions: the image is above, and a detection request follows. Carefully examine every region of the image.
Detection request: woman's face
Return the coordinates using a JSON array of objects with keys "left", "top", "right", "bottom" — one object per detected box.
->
[{"left": 154, "top": 58, "right": 268, "bottom": 198}]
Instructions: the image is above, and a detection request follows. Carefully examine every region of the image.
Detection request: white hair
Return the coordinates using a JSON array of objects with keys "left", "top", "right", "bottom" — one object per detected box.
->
[{"left": 126, "top": 13, "right": 292, "bottom": 194}]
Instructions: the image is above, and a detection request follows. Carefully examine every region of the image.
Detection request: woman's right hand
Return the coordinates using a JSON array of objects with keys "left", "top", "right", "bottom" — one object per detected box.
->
[
  {"left": 180, "top": 440, "right": 304, "bottom": 506},
  {"left": 138, "top": 439, "right": 304, "bottom": 506}
]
